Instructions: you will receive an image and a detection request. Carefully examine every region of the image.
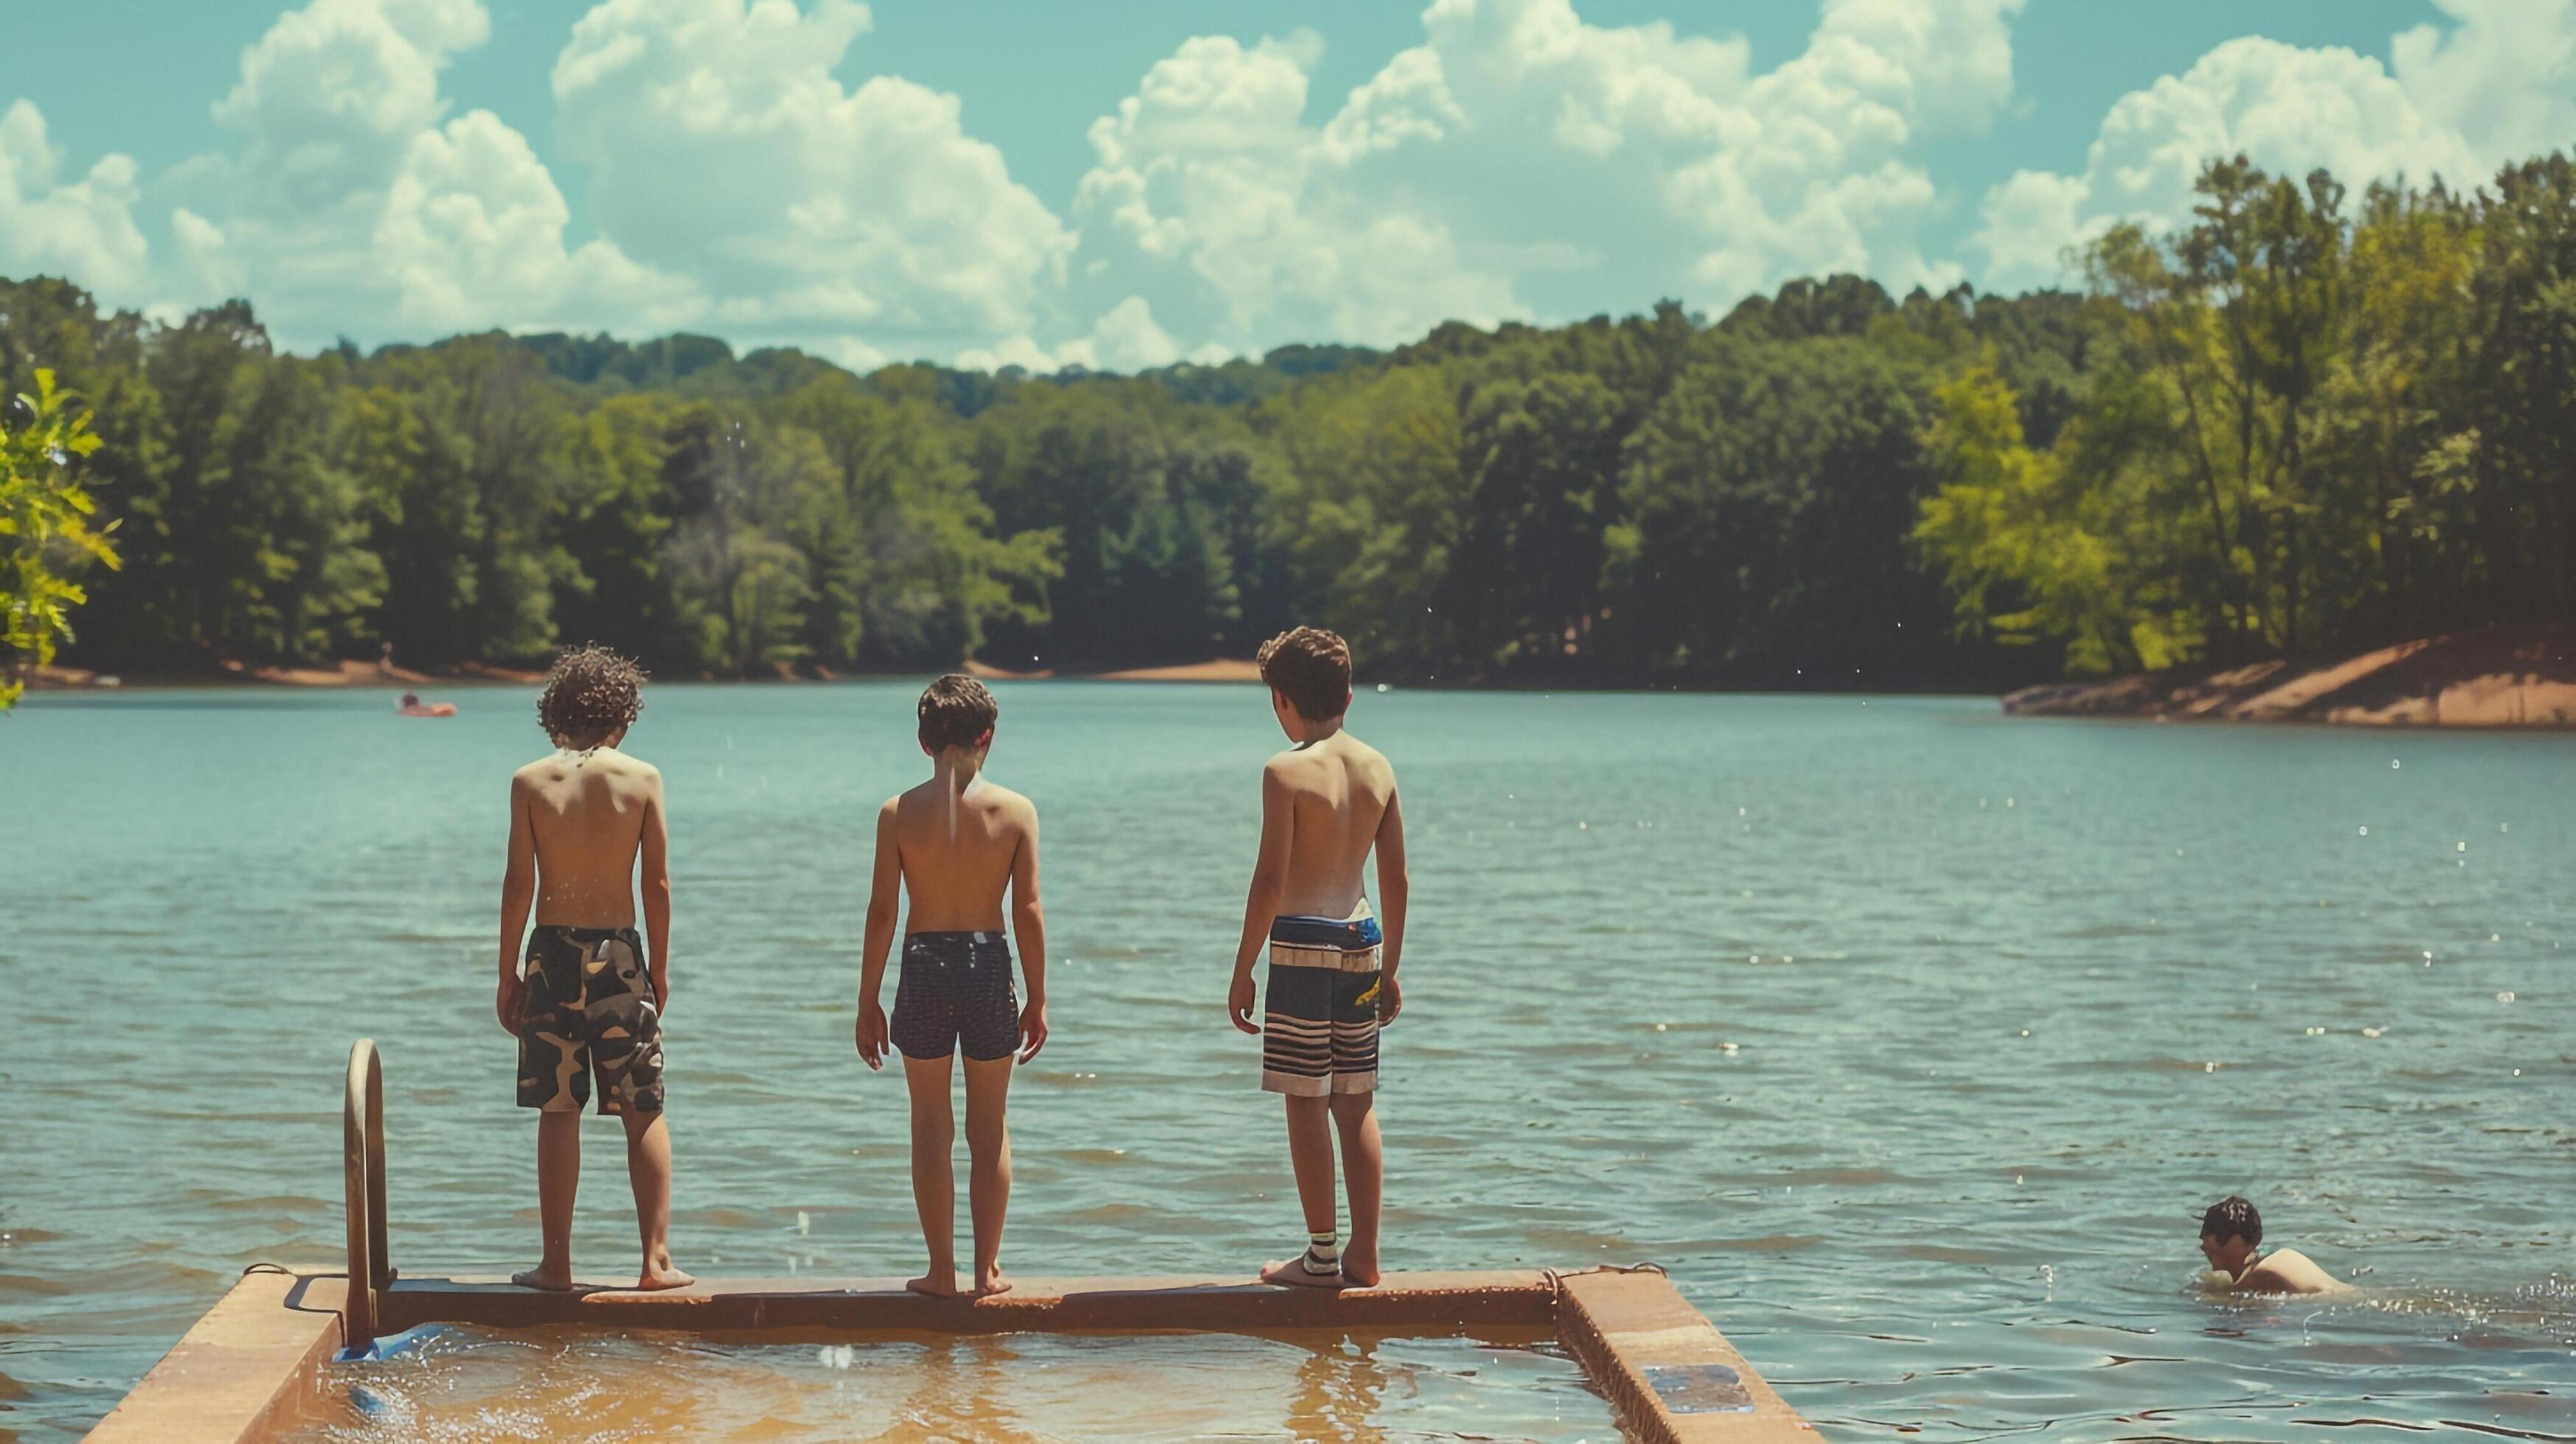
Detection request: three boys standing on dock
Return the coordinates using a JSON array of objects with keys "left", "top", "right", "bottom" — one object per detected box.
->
[{"left": 494, "top": 625, "right": 1406, "bottom": 1294}]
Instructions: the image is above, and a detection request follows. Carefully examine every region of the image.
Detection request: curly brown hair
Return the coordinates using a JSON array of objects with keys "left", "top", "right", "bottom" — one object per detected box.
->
[
  {"left": 1257, "top": 626, "right": 1352, "bottom": 722},
  {"left": 538, "top": 642, "right": 645, "bottom": 746},
  {"left": 917, "top": 673, "right": 998, "bottom": 753}
]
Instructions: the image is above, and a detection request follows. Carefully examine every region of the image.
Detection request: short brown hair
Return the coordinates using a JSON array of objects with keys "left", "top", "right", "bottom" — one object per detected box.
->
[
  {"left": 1258, "top": 626, "right": 1352, "bottom": 721},
  {"left": 538, "top": 642, "right": 645, "bottom": 746},
  {"left": 2199, "top": 1196, "right": 2261, "bottom": 1245},
  {"left": 918, "top": 673, "right": 998, "bottom": 752}
]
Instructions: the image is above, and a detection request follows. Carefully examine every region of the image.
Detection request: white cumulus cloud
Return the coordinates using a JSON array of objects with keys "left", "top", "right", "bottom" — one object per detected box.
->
[
  {"left": 15, "top": 0, "right": 2576, "bottom": 371},
  {"left": 1065, "top": 0, "right": 2027, "bottom": 360},
  {"left": 377, "top": 110, "right": 703, "bottom": 334},
  {"left": 0, "top": 102, "right": 151, "bottom": 296},
  {"left": 1972, "top": 0, "right": 2576, "bottom": 292},
  {"left": 145, "top": 0, "right": 694, "bottom": 347},
  {"left": 551, "top": 0, "right": 1072, "bottom": 356}
]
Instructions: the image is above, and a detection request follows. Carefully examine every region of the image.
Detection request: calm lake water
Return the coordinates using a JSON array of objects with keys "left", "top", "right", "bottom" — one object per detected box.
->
[
  {"left": 2, "top": 684, "right": 2572, "bottom": 1441},
  {"left": 281, "top": 1325, "right": 1609, "bottom": 1441}
]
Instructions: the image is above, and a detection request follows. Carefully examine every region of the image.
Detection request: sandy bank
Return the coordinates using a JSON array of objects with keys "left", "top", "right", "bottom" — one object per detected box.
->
[
  {"left": 34, "top": 656, "right": 1258, "bottom": 692},
  {"left": 967, "top": 657, "right": 1261, "bottom": 684},
  {"left": 31, "top": 657, "right": 541, "bottom": 689},
  {"left": 2001, "top": 623, "right": 2576, "bottom": 728}
]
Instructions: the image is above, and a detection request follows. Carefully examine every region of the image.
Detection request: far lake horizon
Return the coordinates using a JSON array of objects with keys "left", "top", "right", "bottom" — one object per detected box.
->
[{"left": 3, "top": 684, "right": 2570, "bottom": 1440}]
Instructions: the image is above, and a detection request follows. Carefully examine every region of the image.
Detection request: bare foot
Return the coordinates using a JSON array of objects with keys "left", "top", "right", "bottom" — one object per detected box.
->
[
  {"left": 511, "top": 1266, "right": 574, "bottom": 1291},
  {"left": 1338, "top": 1247, "right": 1381, "bottom": 1289},
  {"left": 973, "top": 1268, "right": 1014, "bottom": 1298},
  {"left": 1260, "top": 1255, "right": 1346, "bottom": 1289},
  {"left": 906, "top": 1270, "right": 964, "bottom": 1298},
  {"left": 634, "top": 1264, "right": 695, "bottom": 1291}
]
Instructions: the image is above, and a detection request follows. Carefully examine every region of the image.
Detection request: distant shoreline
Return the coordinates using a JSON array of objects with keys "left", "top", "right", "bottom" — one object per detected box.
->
[
  {"left": 26, "top": 656, "right": 1269, "bottom": 693},
  {"left": 71, "top": 631, "right": 2575, "bottom": 726},
  {"left": 2001, "top": 624, "right": 2576, "bottom": 729}
]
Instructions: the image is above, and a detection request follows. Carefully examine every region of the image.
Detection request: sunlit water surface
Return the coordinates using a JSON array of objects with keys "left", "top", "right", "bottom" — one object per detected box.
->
[
  {"left": 281, "top": 1325, "right": 1607, "bottom": 1442},
  {"left": 2, "top": 685, "right": 2571, "bottom": 1440}
]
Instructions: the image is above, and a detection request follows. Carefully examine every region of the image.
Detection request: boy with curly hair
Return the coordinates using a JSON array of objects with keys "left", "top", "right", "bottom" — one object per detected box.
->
[{"left": 496, "top": 642, "right": 691, "bottom": 1291}]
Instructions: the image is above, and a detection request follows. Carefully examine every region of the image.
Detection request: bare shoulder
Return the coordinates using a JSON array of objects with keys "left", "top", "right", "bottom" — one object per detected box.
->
[
  {"left": 1264, "top": 748, "right": 1317, "bottom": 787},
  {"left": 979, "top": 782, "right": 1038, "bottom": 827},
  {"left": 1343, "top": 732, "right": 1396, "bottom": 780},
  {"left": 2243, "top": 1248, "right": 2345, "bottom": 1294},
  {"left": 601, "top": 749, "right": 659, "bottom": 779}
]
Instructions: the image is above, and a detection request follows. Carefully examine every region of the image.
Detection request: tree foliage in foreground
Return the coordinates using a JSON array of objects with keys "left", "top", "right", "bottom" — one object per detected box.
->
[
  {"left": 4, "top": 147, "right": 2571, "bottom": 689},
  {"left": 0, "top": 370, "right": 117, "bottom": 709}
]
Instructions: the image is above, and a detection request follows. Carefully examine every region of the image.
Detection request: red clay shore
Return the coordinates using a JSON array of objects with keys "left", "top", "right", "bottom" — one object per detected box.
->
[
  {"left": 2001, "top": 623, "right": 2576, "bottom": 728},
  {"left": 29, "top": 656, "right": 1261, "bottom": 690},
  {"left": 962, "top": 657, "right": 1263, "bottom": 683}
]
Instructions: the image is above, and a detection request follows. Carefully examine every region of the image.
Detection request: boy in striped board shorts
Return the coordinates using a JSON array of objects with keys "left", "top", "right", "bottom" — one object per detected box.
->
[{"left": 1228, "top": 627, "right": 1410, "bottom": 1288}]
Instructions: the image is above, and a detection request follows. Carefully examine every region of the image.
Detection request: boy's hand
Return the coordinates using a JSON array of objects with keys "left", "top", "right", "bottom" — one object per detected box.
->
[
  {"left": 1376, "top": 974, "right": 1402, "bottom": 1026},
  {"left": 649, "top": 969, "right": 668, "bottom": 1012},
  {"left": 1228, "top": 972, "right": 1260, "bottom": 1034},
  {"left": 494, "top": 974, "right": 521, "bottom": 1037},
  {"left": 1018, "top": 1000, "right": 1049, "bottom": 1063},
  {"left": 856, "top": 999, "right": 889, "bottom": 1070}
]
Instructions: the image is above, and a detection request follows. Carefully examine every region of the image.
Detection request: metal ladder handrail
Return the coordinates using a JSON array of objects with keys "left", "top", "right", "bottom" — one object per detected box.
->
[{"left": 343, "top": 1039, "right": 391, "bottom": 1349}]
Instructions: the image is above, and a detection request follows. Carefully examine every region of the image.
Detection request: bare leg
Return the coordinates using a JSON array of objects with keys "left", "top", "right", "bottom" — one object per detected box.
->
[
  {"left": 902, "top": 1053, "right": 963, "bottom": 1297},
  {"left": 1331, "top": 1093, "right": 1383, "bottom": 1286},
  {"left": 622, "top": 1111, "right": 692, "bottom": 1290},
  {"left": 515, "top": 1107, "right": 580, "bottom": 1290},
  {"left": 1261, "top": 1096, "right": 1343, "bottom": 1287},
  {"left": 962, "top": 1054, "right": 1016, "bottom": 1297}
]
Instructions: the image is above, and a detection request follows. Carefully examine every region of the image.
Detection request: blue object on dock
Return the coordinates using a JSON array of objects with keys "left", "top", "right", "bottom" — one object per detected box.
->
[
  {"left": 1642, "top": 1361, "right": 1754, "bottom": 1413},
  {"left": 334, "top": 1322, "right": 449, "bottom": 1364}
]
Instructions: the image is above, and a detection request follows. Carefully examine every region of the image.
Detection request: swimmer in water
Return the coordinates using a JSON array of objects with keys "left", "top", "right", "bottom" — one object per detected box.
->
[{"left": 2198, "top": 1196, "right": 2349, "bottom": 1294}]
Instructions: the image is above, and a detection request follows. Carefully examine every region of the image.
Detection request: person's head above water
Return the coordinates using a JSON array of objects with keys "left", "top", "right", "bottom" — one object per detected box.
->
[
  {"left": 399, "top": 693, "right": 420, "bottom": 708},
  {"left": 917, "top": 673, "right": 997, "bottom": 760},
  {"left": 1259, "top": 625, "right": 1352, "bottom": 740},
  {"left": 2198, "top": 1195, "right": 2264, "bottom": 1274},
  {"left": 538, "top": 642, "right": 645, "bottom": 750}
]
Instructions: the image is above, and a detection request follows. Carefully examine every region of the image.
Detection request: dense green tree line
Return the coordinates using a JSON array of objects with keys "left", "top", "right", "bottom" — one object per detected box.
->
[
  {"left": 1919, "top": 153, "right": 2576, "bottom": 673},
  {"left": 4, "top": 149, "right": 2569, "bottom": 690}
]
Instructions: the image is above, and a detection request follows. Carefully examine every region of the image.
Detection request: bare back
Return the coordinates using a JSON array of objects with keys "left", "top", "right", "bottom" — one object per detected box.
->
[
  {"left": 1269, "top": 732, "right": 1396, "bottom": 917},
  {"left": 890, "top": 777, "right": 1035, "bottom": 933},
  {"left": 517, "top": 749, "right": 662, "bottom": 928},
  {"left": 2239, "top": 1247, "right": 2348, "bottom": 1295}
]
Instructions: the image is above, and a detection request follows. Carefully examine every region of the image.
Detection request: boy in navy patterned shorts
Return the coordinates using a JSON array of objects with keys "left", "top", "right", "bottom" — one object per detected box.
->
[{"left": 856, "top": 676, "right": 1050, "bottom": 1297}]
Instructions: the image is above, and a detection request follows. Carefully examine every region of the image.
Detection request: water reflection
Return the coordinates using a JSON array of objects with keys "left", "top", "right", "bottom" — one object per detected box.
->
[{"left": 4, "top": 688, "right": 2572, "bottom": 1441}]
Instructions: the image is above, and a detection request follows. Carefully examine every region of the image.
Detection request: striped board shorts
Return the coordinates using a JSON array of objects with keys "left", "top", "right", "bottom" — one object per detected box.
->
[{"left": 1261, "top": 902, "right": 1384, "bottom": 1097}]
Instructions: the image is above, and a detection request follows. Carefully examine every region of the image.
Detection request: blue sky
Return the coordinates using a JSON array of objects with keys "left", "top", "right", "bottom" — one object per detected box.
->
[{"left": 2, "top": 1, "right": 2566, "bottom": 370}]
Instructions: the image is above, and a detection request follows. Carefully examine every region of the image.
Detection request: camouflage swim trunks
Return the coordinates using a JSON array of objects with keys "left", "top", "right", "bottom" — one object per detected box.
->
[{"left": 516, "top": 925, "right": 665, "bottom": 1115}]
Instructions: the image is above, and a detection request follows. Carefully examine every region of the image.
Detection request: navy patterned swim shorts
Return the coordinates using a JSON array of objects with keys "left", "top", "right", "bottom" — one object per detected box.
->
[
  {"left": 1261, "top": 902, "right": 1383, "bottom": 1097},
  {"left": 516, "top": 925, "right": 665, "bottom": 1115},
  {"left": 892, "top": 930, "right": 1019, "bottom": 1062}
]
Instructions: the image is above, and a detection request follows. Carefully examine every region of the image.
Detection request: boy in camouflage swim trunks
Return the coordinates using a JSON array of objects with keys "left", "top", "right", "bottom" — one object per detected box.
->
[{"left": 496, "top": 644, "right": 692, "bottom": 1291}]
